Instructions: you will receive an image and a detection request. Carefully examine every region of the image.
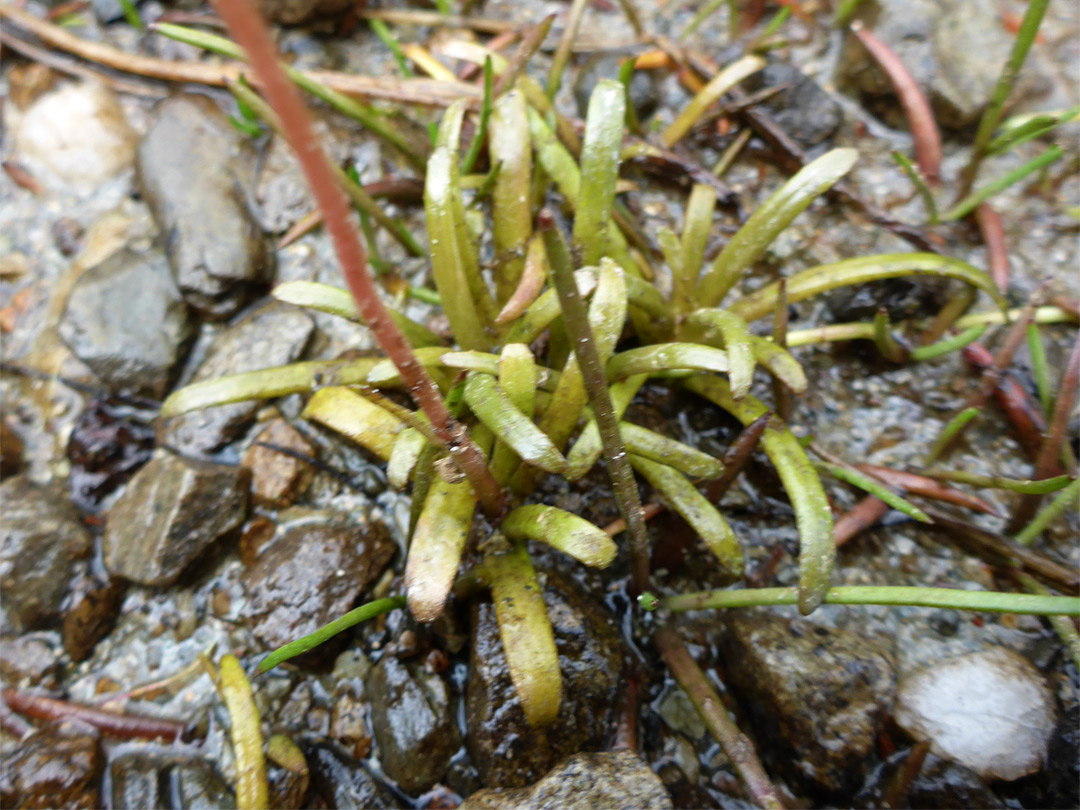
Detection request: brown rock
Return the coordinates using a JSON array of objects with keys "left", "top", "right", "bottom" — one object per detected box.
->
[
  {"left": 241, "top": 520, "right": 394, "bottom": 654},
  {"left": 1, "top": 724, "right": 103, "bottom": 810},
  {"left": 460, "top": 751, "right": 672, "bottom": 810},
  {"left": 241, "top": 420, "right": 315, "bottom": 508},
  {"left": 0, "top": 420, "right": 22, "bottom": 478},
  {"left": 103, "top": 452, "right": 249, "bottom": 586},
  {"left": 60, "top": 562, "right": 125, "bottom": 662},
  {"left": 719, "top": 610, "right": 895, "bottom": 797},
  {"left": 255, "top": 0, "right": 352, "bottom": 25}
]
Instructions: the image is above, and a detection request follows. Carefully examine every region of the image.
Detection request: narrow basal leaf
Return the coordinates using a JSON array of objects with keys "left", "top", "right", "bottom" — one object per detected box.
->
[
  {"left": 676, "top": 184, "right": 717, "bottom": 317},
  {"left": 630, "top": 454, "right": 743, "bottom": 576},
  {"left": 607, "top": 343, "right": 729, "bottom": 381},
  {"left": 730, "top": 253, "right": 1008, "bottom": 322},
  {"left": 464, "top": 371, "right": 567, "bottom": 474},
  {"left": 387, "top": 427, "right": 427, "bottom": 489},
  {"left": 486, "top": 543, "right": 561, "bottom": 727},
  {"left": 441, "top": 351, "right": 560, "bottom": 391},
  {"left": 502, "top": 270, "right": 597, "bottom": 346},
  {"left": 219, "top": 655, "right": 269, "bottom": 810},
  {"left": 491, "top": 343, "right": 538, "bottom": 482},
  {"left": 565, "top": 375, "right": 648, "bottom": 481},
  {"left": 161, "top": 358, "right": 380, "bottom": 417},
  {"left": 661, "top": 55, "right": 765, "bottom": 147},
  {"left": 685, "top": 376, "right": 834, "bottom": 614},
  {"left": 683, "top": 309, "right": 755, "bottom": 398},
  {"left": 622, "top": 422, "right": 725, "bottom": 479},
  {"left": 574, "top": 80, "right": 626, "bottom": 266},
  {"left": 698, "top": 148, "right": 858, "bottom": 307},
  {"left": 501, "top": 504, "right": 617, "bottom": 568},
  {"left": 490, "top": 89, "right": 533, "bottom": 302},
  {"left": 272, "top": 281, "right": 441, "bottom": 347},
  {"left": 749, "top": 336, "right": 808, "bottom": 394},
  {"left": 301, "top": 387, "right": 404, "bottom": 460}
]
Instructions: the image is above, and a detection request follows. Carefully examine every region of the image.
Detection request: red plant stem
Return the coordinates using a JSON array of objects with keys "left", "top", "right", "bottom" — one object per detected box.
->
[
  {"left": 834, "top": 494, "right": 890, "bottom": 546},
  {"left": 654, "top": 627, "right": 782, "bottom": 809},
  {"left": 612, "top": 674, "right": 639, "bottom": 751},
  {"left": 705, "top": 411, "right": 772, "bottom": 503},
  {"left": 881, "top": 742, "right": 930, "bottom": 810},
  {"left": 975, "top": 204, "right": 1010, "bottom": 293},
  {"left": 855, "top": 465, "right": 999, "bottom": 516},
  {"left": 211, "top": 0, "right": 505, "bottom": 517},
  {"left": 963, "top": 342, "right": 1047, "bottom": 457},
  {"left": 2, "top": 689, "right": 189, "bottom": 741},
  {"left": 851, "top": 23, "right": 942, "bottom": 184},
  {"left": 1009, "top": 334, "right": 1080, "bottom": 531}
]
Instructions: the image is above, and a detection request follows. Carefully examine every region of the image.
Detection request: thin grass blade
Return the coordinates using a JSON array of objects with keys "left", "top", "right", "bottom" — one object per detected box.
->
[{"left": 661, "top": 55, "right": 765, "bottom": 147}]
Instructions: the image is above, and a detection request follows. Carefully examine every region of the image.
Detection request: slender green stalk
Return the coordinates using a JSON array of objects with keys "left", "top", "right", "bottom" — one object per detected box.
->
[
  {"left": 833, "top": 0, "right": 868, "bottom": 26},
  {"left": 924, "top": 407, "right": 981, "bottom": 464},
  {"left": 922, "top": 469, "right": 1073, "bottom": 495},
  {"left": 680, "top": 0, "right": 725, "bottom": 40},
  {"left": 816, "top": 462, "right": 932, "bottom": 523},
  {"left": 892, "top": 151, "right": 938, "bottom": 223},
  {"left": 910, "top": 324, "right": 987, "bottom": 361},
  {"left": 618, "top": 58, "right": 642, "bottom": 135},
  {"left": 574, "top": 80, "right": 627, "bottom": 267},
  {"left": 987, "top": 104, "right": 1080, "bottom": 156},
  {"left": 665, "top": 586, "right": 1080, "bottom": 616},
  {"left": 1015, "top": 478, "right": 1080, "bottom": 547},
  {"left": 546, "top": 0, "right": 589, "bottom": 100},
  {"left": 785, "top": 322, "right": 877, "bottom": 347},
  {"left": 654, "top": 627, "right": 782, "bottom": 810},
  {"left": 490, "top": 343, "right": 537, "bottom": 483},
  {"left": 369, "top": 18, "right": 412, "bottom": 77},
  {"left": 956, "top": 305, "right": 1077, "bottom": 330},
  {"left": 258, "top": 597, "right": 407, "bottom": 673},
  {"left": 943, "top": 146, "right": 1063, "bottom": 222},
  {"left": 1027, "top": 324, "right": 1053, "bottom": 418},
  {"left": 118, "top": 0, "right": 144, "bottom": 30},
  {"left": 955, "top": 0, "right": 1051, "bottom": 201},
  {"left": 541, "top": 212, "right": 651, "bottom": 593},
  {"left": 461, "top": 58, "right": 493, "bottom": 175}
]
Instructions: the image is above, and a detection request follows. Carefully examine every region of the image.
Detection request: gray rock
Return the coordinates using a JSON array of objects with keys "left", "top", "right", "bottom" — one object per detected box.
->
[
  {"left": 466, "top": 569, "right": 625, "bottom": 788},
  {"left": 160, "top": 302, "right": 313, "bottom": 455},
  {"left": 836, "top": 0, "right": 1051, "bottom": 129},
  {"left": 109, "top": 753, "right": 235, "bottom": 810},
  {"left": 103, "top": 452, "right": 249, "bottom": 586},
  {"left": 745, "top": 62, "right": 842, "bottom": 147},
  {"left": 1, "top": 725, "right": 103, "bottom": 810},
  {"left": 0, "top": 632, "right": 62, "bottom": 688},
  {"left": 719, "top": 610, "right": 895, "bottom": 796},
  {"left": 255, "top": 0, "right": 352, "bottom": 25},
  {"left": 906, "top": 753, "right": 1004, "bottom": 810},
  {"left": 137, "top": 94, "right": 272, "bottom": 319},
  {"left": 460, "top": 751, "right": 672, "bottom": 810},
  {"left": 894, "top": 647, "right": 1055, "bottom": 781},
  {"left": 241, "top": 521, "right": 394, "bottom": 654},
  {"left": 58, "top": 247, "right": 193, "bottom": 398},
  {"left": 304, "top": 741, "right": 402, "bottom": 809},
  {"left": 366, "top": 655, "right": 460, "bottom": 795},
  {"left": 0, "top": 477, "right": 92, "bottom": 633}
]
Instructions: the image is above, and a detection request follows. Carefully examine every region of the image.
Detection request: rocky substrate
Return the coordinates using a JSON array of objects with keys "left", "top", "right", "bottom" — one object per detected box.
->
[{"left": 1, "top": 0, "right": 1077, "bottom": 808}]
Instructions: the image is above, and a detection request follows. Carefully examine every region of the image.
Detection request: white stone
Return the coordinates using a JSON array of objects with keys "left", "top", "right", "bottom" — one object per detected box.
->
[
  {"left": 13, "top": 82, "right": 137, "bottom": 194},
  {"left": 894, "top": 647, "right": 1055, "bottom": 781}
]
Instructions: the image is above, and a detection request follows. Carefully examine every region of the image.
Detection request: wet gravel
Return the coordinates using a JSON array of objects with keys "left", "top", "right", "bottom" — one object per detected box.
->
[{"left": 1, "top": 1, "right": 1077, "bottom": 808}]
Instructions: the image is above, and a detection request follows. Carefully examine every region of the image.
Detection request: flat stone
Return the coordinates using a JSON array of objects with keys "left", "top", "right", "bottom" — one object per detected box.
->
[
  {"left": 13, "top": 82, "right": 137, "bottom": 193},
  {"left": 366, "top": 655, "right": 460, "bottom": 795},
  {"left": 744, "top": 61, "right": 842, "bottom": 147},
  {"left": 895, "top": 647, "right": 1055, "bottom": 782},
  {"left": 466, "top": 569, "right": 625, "bottom": 788},
  {"left": 160, "top": 302, "right": 313, "bottom": 455},
  {"left": 0, "top": 477, "right": 92, "bottom": 633},
  {"left": 241, "top": 520, "right": 394, "bottom": 654},
  {"left": 719, "top": 610, "right": 896, "bottom": 796},
  {"left": 137, "top": 93, "right": 272, "bottom": 318},
  {"left": 1, "top": 724, "right": 103, "bottom": 810},
  {"left": 241, "top": 420, "right": 316, "bottom": 508},
  {"left": 58, "top": 246, "right": 193, "bottom": 398},
  {"left": 460, "top": 751, "right": 672, "bottom": 810},
  {"left": 103, "top": 452, "right": 249, "bottom": 586}
]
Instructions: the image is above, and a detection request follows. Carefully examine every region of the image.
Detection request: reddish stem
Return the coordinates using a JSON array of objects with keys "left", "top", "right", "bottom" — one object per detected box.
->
[
  {"left": 2, "top": 689, "right": 190, "bottom": 741},
  {"left": 852, "top": 22, "right": 942, "bottom": 184},
  {"left": 962, "top": 342, "right": 1047, "bottom": 458},
  {"left": 834, "top": 495, "right": 890, "bottom": 547},
  {"left": 975, "top": 204, "right": 1010, "bottom": 293},
  {"left": 855, "top": 464, "right": 999, "bottom": 516},
  {"left": 705, "top": 411, "right": 772, "bottom": 503},
  {"left": 210, "top": 0, "right": 504, "bottom": 517}
]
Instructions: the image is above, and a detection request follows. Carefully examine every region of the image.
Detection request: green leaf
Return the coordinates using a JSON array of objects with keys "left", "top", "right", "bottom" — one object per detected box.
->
[
  {"left": 490, "top": 343, "right": 538, "bottom": 483},
  {"left": 607, "top": 343, "right": 730, "bottom": 381},
  {"left": 565, "top": 375, "right": 648, "bottom": 481},
  {"left": 685, "top": 376, "right": 834, "bottom": 614},
  {"left": 387, "top": 427, "right": 427, "bottom": 489},
  {"left": 501, "top": 504, "right": 617, "bottom": 568},
  {"left": 485, "top": 544, "right": 561, "bottom": 727},
  {"left": 730, "top": 253, "right": 1008, "bottom": 322},
  {"left": 489, "top": 89, "right": 533, "bottom": 303},
  {"left": 464, "top": 372, "right": 567, "bottom": 474},
  {"left": 676, "top": 184, "right": 717, "bottom": 316},
  {"left": 698, "top": 148, "right": 858, "bottom": 307},
  {"left": 630, "top": 454, "right": 744, "bottom": 576},
  {"left": 683, "top": 309, "right": 756, "bottom": 398},
  {"left": 661, "top": 55, "right": 766, "bottom": 147},
  {"left": 502, "top": 270, "right": 597, "bottom": 346},
  {"left": 574, "top": 80, "right": 626, "bottom": 266},
  {"left": 622, "top": 423, "right": 725, "bottom": 479},
  {"left": 272, "top": 281, "right": 442, "bottom": 347},
  {"left": 301, "top": 387, "right": 404, "bottom": 461},
  {"left": 942, "top": 145, "right": 1063, "bottom": 222},
  {"left": 748, "top": 335, "right": 808, "bottom": 394}
]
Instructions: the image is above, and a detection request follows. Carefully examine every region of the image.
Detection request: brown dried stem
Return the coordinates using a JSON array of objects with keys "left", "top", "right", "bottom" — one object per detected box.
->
[
  {"left": 2, "top": 689, "right": 190, "bottom": 741},
  {"left": 211, "top": 0, "right": 504, "bottom": 517}
]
